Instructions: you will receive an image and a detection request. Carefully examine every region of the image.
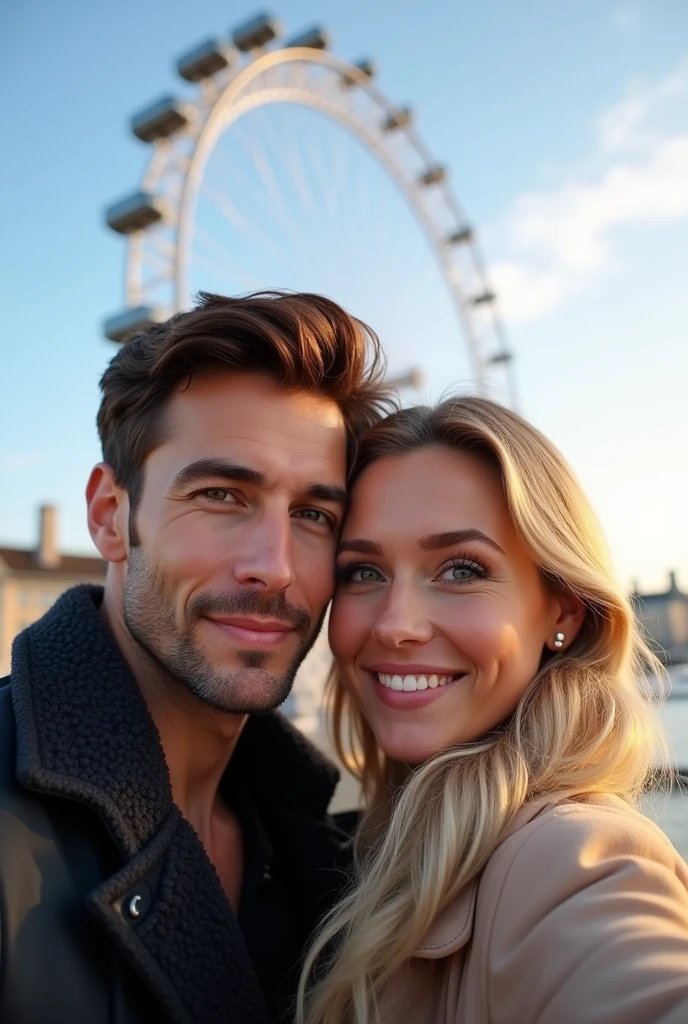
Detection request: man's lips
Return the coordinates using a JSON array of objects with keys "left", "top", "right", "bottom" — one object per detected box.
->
[{"left": 203, "top": 615, "right": 296, "bottom": 648}]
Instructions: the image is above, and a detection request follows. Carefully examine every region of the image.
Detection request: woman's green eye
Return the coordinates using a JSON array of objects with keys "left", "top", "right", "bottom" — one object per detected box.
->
[
  {"left": 338, "top": 565, "right": 384, "bottom": 584},
  {"left": 206, "top": 489, "right": 230, "bottom": 501},
  {"left": 452, "top": 566, "right": 474, "bottom": 581},
  {"left": 438, "top": 561, "right": 483, "bottom": 583}
]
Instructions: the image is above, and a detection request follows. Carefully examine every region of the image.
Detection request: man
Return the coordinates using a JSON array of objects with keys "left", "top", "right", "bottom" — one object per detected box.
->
[{"left": 0, "top": 291, "right": 391, "bottom": 1023}]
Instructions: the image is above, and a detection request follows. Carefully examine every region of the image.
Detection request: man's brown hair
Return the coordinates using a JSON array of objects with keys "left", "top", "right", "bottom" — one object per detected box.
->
[{"left": 97, "top": 290, "right": 394, "bottom": 515}]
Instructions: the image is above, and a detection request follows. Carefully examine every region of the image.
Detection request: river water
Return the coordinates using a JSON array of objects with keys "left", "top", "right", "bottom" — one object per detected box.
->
[{"left": 644, "top": 668, "right": 688, "bottom": 859}]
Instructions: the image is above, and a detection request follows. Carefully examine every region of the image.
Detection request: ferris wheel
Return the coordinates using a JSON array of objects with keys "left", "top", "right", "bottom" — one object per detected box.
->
[{"left": 103, "top": 12, "right": 514, "bottom": 398}]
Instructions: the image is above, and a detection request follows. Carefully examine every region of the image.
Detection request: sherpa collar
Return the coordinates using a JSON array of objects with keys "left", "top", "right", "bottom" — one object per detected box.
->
[{"left": 10, "top": 584, "right": 341, "bottom": 1024}]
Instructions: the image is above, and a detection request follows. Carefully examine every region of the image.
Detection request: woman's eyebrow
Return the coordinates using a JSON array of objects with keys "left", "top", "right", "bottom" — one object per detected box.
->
[
  {"left": 337, "top": 539, "right": 384, "bottom": 555},
  {"left": 418, "top": 529, "right": 506, "bottom": 555}
]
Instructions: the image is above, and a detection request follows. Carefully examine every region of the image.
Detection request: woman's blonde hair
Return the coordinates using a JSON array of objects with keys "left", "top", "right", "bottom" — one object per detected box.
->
[{"left": 297, "top": 396, "right": 667, "bottom": 1024}]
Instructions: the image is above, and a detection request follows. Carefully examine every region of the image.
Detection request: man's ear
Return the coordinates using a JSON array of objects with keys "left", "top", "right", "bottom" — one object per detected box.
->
[
  {"left": 86, "top": 463, "right": 129, "bottom": 563},
  {"left": 544, "top": 589, "right": 587, "bottom": 653}
]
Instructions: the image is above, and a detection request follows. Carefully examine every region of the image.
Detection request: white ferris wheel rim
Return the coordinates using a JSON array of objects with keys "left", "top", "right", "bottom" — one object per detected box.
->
[{"left": 122, "top": 45, "right": 511, "bottom": 391}]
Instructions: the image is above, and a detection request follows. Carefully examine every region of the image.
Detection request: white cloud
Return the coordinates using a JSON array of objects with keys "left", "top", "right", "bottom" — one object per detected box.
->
[
  {"left": 489, "top": 58, "right": 688, "bottom": 323},
  {"left": 597, "top": 59, "right": 688, "bottom": 153}
]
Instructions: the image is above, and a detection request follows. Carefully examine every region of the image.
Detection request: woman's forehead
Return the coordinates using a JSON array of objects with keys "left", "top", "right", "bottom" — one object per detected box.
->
[{"left": 344, "top": 448, "right": 511, "bottom": 541}]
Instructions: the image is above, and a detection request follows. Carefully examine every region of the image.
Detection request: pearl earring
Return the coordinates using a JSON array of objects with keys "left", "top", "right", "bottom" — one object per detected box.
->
[{"left": 554, "top": 632, "right": 565, "bottom": 648}]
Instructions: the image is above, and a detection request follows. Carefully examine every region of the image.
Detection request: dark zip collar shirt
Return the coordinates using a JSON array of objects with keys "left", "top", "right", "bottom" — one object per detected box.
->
[{"left": 229, "top": 787, "right": 301, "bottom": 1020}]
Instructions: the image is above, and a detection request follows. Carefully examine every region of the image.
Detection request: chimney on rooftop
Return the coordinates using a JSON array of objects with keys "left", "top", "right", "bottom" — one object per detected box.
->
[{"left": 36, "top": 504, "right": 60, "bottom": 569}]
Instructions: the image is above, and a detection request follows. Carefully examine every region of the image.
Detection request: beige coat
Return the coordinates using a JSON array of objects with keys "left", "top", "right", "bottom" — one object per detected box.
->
[{"left": 379, "top": 793, "right": 688, "bottom": 1023}]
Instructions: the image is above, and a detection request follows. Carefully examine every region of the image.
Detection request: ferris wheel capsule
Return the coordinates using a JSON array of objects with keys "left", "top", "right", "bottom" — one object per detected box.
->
[
  {"left": 177, "top": 39, "right": 237, "bottom": 82},
  {"left": 232, "top": 13, "right": 282, "bottom": 52},
  {"left": 103, "top": 305, "right": 168, "bottom": 344},
  {"left": 131, "top": 96, "right": 194, "bottom": 143},
  {"left": 286, "top": 27, "right": 330, "bottom": 50},
  {"left": 105, "top": 192, "right": 169, "bottom": 235}
]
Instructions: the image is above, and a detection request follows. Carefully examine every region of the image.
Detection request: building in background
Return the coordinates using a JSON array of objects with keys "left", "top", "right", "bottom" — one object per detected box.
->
[
  {"left": 0, "top": 505, "right": 106, "bottom": 675},
  {"left": 634, "top": 572, "right": 688, "bottom": 666}
]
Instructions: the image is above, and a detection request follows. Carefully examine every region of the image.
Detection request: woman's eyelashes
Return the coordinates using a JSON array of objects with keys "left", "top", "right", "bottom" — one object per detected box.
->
[
  {"left": 335, "top": 561, "right": 385, "bottom": 585},
  {"left": 435, "top": 556, "right": 492, "bottom": 585},
  {"left": 335, "top": 553, "right": 493, "bottom": 586}
]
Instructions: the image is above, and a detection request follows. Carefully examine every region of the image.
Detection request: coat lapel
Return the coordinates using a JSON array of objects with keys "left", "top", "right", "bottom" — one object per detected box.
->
[
  {"left": 11, "top": 585, "right": 272, "bottom": 1024},
  {"left": 412, "top": 793, "right": 579, "bottom": 960}
]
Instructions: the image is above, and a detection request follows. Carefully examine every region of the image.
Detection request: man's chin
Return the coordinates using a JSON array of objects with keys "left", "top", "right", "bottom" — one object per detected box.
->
[{"left": 188, "top": 664, "right": 294, "bottom": 716}]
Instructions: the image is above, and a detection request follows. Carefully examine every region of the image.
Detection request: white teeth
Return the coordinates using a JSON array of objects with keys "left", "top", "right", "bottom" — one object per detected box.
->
[{"left": 376, "top": 672, "right": 456, "bottom": 691}]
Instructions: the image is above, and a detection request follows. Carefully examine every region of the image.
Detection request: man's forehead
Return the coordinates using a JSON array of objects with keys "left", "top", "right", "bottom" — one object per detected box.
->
[
  {"left": 160, "top": 371, "right": 348, "bottom": 480},
  {"left": 173, "top": 371, "right": 343, "bottom": 428}
]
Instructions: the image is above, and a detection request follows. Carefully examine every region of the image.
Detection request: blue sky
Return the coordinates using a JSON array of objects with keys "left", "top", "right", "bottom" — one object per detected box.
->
[{"left": 1, "top": 0, "right": 687, "bottom": 592}]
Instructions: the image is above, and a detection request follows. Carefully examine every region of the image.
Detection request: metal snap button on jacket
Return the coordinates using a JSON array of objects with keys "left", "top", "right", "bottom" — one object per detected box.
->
[{"left": 121, "top": 882, "right": 153, "bottom": 922}]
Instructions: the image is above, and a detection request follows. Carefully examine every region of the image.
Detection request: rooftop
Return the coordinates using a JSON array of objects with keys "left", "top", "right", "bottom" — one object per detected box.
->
[{"left": 0, "top": 546, "right": 105, "bottom": 576}]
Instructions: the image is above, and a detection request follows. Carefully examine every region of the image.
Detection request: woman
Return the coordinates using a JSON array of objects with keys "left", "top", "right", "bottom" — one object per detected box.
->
[{"left": 298, "top": 397, "right": 688, "bottom": 1024}]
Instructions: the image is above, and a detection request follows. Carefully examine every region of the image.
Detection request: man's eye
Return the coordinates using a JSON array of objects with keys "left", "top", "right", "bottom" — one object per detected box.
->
[
  {"left": 294, "top": 508, "right": 331, "bottom": 526},
  {"left": 202, "top": 489, "right": 234, "bottom": 503}
]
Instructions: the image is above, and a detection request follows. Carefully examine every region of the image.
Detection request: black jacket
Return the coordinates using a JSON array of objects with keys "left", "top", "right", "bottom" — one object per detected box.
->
[{"left": 0, "top": 586, "right": 349, "bottom": 1024}]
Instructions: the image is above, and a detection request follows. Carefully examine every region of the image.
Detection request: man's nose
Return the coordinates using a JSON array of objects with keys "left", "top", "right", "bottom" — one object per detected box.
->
[
  {"left": 233, "top": 513, "right": 296, "bottom": 594},
  {"left": 371, "top": 585, "right": 434, "bottom": 647}
]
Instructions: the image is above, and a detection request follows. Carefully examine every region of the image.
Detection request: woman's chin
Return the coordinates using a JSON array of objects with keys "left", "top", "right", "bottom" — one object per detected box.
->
[{"left": 373, "top": 727, "right": 448, "bottom": 765}]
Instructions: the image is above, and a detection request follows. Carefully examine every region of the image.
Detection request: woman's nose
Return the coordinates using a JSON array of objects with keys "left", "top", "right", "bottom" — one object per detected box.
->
[{"left": 371, "top": 591, "right": 434, "bottom": 647}]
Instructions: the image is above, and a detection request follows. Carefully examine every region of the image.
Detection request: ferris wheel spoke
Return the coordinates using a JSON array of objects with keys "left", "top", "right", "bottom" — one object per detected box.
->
[
  {"left": 211, "top": 122, "right": 303, "bottom": 251},
  {"left": 233, "top": 118, "right": 312, "bottom": 250},
  {"left": 204, "top": 139, "right": 271, "bottom": 212},
  {"left": 199, "top": 182, "right": 285, "bottom": 262},
  {"left": 144, "top": 233, "right": 175, "bottom": 261},
  {"left": 298, "top": 114, "right": 341, "bottom": 223},
  {"left": 279, "top": 119, "right": 316, "bottom": 217},
  {"left": 192, "top": 225, "right": 269, "bottom": 287},
  {"left": 141, "top": 247, "right": 174, "bottom": 274}
]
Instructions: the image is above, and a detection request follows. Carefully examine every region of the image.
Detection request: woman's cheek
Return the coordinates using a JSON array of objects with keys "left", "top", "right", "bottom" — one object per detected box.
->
[
  {"left": 328, "top": 594, "right": 359, "bottom": 661},
  {"left": 436, "top": 598, "right": 499, "bottom": 660}
]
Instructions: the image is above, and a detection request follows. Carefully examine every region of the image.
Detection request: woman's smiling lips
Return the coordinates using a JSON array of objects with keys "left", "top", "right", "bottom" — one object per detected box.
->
[
  {"left": 366, "top": 665, "right": 466, "bottom": 709},
  {"left": 203, "top": 615, "right": 295, "bottom": 648}
]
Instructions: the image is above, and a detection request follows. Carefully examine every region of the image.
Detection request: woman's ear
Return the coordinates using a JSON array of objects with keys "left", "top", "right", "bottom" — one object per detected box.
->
[
  {"left": 86, "top": 463, "right": 129, "bottom": 563},
  {"left": 544, "top": 590, "right": 587, "bottom": 652}
]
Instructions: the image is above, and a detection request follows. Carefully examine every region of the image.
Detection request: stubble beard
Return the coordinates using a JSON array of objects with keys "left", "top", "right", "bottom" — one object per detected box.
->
[{"left": 122, "top": 546, "right": 323, "bottom": 714}]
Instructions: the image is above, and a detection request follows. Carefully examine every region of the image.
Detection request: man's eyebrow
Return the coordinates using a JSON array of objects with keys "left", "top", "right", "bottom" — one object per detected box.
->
[
  {"left": 337, "top": 539, "right": 384, "bottom": 555},
  {"left": 171, "top": 458, "right": 267, "bottom": 491},
  {"left": 304, "top": 483, "right": 348, "bottom": 508},
  {"left": 418, "top": 529, "right": 506, "bottom": 555},
  {"left": 170, "top": 460, "right": 348, "bottom": 507}
]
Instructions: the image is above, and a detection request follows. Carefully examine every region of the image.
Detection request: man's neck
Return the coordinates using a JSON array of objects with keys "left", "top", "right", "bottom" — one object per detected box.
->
[{"left": 99, "top": 589, "right": 247, "bottom": 837}]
